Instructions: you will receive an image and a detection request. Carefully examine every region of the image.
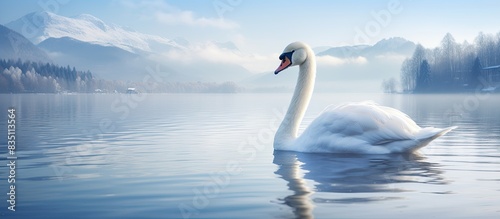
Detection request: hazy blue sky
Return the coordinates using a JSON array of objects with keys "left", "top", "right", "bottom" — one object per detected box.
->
[{"left": 1, "top": 0, "right": 500, "bottom": 54}]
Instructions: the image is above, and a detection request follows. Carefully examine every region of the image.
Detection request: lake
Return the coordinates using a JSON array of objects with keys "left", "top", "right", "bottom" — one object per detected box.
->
[{"left": 1, "top": 93, "right": 499, "bottom": 219}]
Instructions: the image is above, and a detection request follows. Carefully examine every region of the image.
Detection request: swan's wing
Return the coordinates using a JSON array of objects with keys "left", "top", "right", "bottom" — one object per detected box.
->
[
  {"left": 327, "top": 101, "right": 420, "bottom": 137},
  {"left": 297, "top": 101, "right": 423, "bottom": 153}
]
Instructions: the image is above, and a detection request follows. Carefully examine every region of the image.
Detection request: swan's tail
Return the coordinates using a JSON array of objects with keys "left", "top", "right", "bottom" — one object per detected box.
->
[{"left": 409, "top": 126, "right": 457, "bottom": 152}]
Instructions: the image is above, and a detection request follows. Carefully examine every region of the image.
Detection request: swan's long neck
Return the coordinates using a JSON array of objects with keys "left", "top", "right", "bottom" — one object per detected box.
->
[{"left": 274, "top": 50, "right": 316, "bottom": 150}]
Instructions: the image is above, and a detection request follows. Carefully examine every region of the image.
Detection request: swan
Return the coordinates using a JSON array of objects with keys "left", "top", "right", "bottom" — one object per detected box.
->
[{"left": 273, "top": 42, "right": 456, "bottom": 154}]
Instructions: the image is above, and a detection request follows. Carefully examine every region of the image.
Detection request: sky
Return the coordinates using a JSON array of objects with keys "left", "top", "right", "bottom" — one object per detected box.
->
[{"left": 1, "top": 0, "right": 500, "bottom": 55}]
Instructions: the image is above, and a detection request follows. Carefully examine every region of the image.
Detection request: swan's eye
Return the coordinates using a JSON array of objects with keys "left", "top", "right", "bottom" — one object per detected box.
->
[{"left": 279, "top": 50, "right": 294, "bottom": 61}]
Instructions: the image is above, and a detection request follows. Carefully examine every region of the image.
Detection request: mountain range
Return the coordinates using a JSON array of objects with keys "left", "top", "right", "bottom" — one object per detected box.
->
[
  {"left": 6, "top": 11, "right": 184, "bottom": 53},
  {"left": 1, "top": 11, "right": 417, "bottom": 89},
  {"left": 317, "top": 37, "right": 416, "bottom": 58},
  {"left": 4, "top": 11, "right": 250, "bottom": 81}
]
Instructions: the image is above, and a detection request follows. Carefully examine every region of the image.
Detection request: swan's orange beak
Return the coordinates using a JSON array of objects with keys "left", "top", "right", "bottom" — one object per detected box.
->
[
  {"left": 275, "top": 56, "right": 291, "bottom": 74},
  {"left": 275, "top": 50, "right": 294, "bottom": 74}
]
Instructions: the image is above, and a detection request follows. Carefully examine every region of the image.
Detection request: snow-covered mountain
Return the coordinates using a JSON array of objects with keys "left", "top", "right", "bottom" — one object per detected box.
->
[
  {"left": 4, "top": 11, "right": 252, "bottom": 81},
  {"left": 6, "top": 11, "right": 184, "bottom": 54},
  {"left": 0, "top": 24, "right": 51, "bottom": 63}
]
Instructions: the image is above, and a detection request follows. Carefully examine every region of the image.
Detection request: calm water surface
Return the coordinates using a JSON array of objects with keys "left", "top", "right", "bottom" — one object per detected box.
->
[{"left": 0, "top": 93, "right": 499, "bottom": 219}]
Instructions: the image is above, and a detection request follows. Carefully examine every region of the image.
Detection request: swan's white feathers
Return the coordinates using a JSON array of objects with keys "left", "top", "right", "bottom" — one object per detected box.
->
[{"left": 292, "top": 101, "right": 454, "bottom": 154}]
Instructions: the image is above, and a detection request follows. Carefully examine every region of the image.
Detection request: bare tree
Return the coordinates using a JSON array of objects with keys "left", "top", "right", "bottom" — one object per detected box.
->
[
  {"left": 382, "top": 77, "right": 397, "bottom": 93},
  {"left": 400, "top": 58, "right": 412, "bottom": 92}
]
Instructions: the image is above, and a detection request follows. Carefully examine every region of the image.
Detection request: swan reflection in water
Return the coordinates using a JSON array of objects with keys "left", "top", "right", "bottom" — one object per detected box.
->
[{"left": 272, "top": 151, "right": 447, "bottom": 218}]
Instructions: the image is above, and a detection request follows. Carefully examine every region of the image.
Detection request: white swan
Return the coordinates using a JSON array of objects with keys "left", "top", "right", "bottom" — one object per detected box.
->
[{"left": 273, "top": 42, "right": 456, "bottom": 154}]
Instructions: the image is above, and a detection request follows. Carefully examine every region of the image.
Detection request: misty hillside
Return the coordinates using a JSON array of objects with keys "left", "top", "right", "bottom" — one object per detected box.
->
[
  {"left": 39, "top": 37, "right": 139, "bottom": 62},
  {"left": 37, "top": 36, "right": 145, "bottom": 79},
  {"left": 0, "top": 59, "right": 244, "bottom": 93},
  {"left": 0, "top": 24, "right": 51, "bottom": 63}
]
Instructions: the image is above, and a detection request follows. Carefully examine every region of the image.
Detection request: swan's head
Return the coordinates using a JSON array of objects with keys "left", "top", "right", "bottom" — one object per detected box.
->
[{"left": 274, "top": 42, "right": 310, "bottom": 74}]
